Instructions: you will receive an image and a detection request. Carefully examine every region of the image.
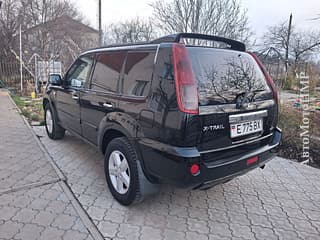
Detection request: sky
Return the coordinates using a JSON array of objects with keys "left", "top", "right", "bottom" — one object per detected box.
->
[{"left": 73, "top": 0, "right": 320, "bottom": 40}]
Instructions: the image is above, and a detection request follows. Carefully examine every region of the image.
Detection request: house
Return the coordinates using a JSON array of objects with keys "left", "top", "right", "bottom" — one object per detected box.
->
[{"left": 22, "top": 15, "right": 99, "bottom": 72}]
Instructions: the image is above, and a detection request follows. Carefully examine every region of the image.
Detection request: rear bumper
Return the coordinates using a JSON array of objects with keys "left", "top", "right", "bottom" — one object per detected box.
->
[{"left": 138, "top": 127, "right": 282, "bottom": 188}]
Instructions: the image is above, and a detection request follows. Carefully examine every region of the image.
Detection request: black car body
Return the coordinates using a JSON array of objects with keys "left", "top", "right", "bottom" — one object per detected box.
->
[{"left": 43, "top": 33, "right": 281, "bottom": 205}]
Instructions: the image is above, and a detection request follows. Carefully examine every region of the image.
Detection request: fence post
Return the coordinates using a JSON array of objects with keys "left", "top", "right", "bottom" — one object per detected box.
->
[{"left": 19, "top": 24, "right": 23, "bottom": 92}]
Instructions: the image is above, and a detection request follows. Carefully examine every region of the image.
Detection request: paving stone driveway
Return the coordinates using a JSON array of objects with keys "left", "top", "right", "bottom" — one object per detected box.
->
[
  {"left": 0, "top": 91, "right": 95, "bottom": 240},
  {"left": 34, "top": 124, "right": 320, "bottom": 240}
]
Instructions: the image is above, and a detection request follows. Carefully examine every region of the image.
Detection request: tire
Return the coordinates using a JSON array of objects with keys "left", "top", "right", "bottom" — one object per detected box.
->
[
  {"left": 104, "top": 137, "right": 158, "bottom": 205},
  {"left": 44, "top": 104, "right": 65, "bottom": 140}
]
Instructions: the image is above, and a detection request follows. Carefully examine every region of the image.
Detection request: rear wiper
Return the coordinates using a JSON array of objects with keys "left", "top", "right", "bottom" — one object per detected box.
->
[{"left": 234, "top": 89, "right": 266, "bottom": 103}]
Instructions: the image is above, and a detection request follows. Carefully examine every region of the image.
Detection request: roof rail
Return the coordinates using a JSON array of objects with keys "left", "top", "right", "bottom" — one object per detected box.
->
[
  {"left": 85, "top": 41, "right": 155, "bottom": 52},
  {"left": 151, "top": 33, "right": 246, "bottom": 51}
]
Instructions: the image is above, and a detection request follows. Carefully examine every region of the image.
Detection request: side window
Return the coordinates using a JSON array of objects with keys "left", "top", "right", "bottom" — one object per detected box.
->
[
  {"left": 91, "top": 51, "right": 126, "bottom": 93},
  {"left": 65, "top": 55, "right": 93, "bottom": 88},
  {"left": 122, "top": 51, "right": 155, "bottom": 97}
]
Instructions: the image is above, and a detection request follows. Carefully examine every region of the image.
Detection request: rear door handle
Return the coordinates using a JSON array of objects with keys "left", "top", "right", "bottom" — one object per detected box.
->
[{"left": 103, "top": 103, "right": 113, "bottom": 108}]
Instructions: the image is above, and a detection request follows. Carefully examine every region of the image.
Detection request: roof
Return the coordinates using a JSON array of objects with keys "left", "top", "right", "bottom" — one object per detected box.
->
[
  {"left": 24, "top": 15, "right": 98, "bottom": 35},
  {"left": 151, "top": 33, "right": 246, "bottom": 51},
  {"left": 83, "top": 33, "right": 246, "bottom": 54}
]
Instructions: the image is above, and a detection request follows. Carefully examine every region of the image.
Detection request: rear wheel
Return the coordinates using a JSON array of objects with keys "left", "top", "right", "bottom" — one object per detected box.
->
[
  {"left": 104, "top": 137, "right": 158, "bottom": 205},
  {"left": 44, "top": 104, "right": 65, "bottom": 140}
]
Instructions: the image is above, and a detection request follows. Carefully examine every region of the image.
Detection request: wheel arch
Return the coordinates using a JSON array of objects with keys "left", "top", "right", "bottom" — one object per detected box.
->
[
  {"left": 97, "top": 120, "right": 156, "bottom": 182},
  {"left": 100, "top": 128, "right": 126, "bottom": 154},
  {"left": 43, "top": 97, "right": 57, "bottom": 115},
  {"left": 43, "top": 98, "right": 49, "bottom": 108}
]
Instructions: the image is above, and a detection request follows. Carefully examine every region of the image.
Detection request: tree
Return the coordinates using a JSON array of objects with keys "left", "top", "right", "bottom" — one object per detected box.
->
[
  {"left": 19, "top": 0, "right": 81, "bottom": 28},
  {"left": 0, "top": 0, "right": 21, "bottom": 58},
  {"left": 103, "top": 17, "right": 155, "bottom": 45},
  {"left": 262, "top": 20, "right": 320, "bottom": 72},
  {"left": 150, "top": 0, "right": 252, "bottom": 44},
  {"left": 0, "top": 0, "right": 96, "bottom": 68},
  {"left": 290, "top": 31, "right": 320, "bottom": 68},
  {"left": 18, "top": 0, "right": 84, "bottom": 60},
  {"left": 0, "top": 0, "right": 84, "bottom": 58}
]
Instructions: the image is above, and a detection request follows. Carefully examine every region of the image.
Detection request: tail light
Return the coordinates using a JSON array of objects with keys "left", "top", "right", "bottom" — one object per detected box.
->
[
  {"left": 172, "top": 44, "right": 199, "bottom": 114},
  {"left": 248, "top": 52, "right": 278, "bottom": 103}
]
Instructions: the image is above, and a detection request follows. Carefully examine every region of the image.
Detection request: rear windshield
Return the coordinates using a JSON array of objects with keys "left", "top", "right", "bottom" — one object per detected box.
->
[{"left": 187, "top": 47, "right": 271, "bottom": 106}]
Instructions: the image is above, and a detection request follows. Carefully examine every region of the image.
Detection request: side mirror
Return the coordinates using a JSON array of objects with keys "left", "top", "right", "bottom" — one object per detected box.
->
[{"left": 49, "top": 74, "right": 62, "bottom": 86}]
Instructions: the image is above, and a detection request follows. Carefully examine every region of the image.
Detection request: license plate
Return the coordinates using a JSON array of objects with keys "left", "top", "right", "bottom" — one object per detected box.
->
[{"left": 230, "top": 119, "right": 263, "bottom": 138}]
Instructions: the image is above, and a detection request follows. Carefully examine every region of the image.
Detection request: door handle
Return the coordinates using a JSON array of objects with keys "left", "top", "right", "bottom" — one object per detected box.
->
[
  {"left": 103, "top": 103, "right": 113, "bottom": 108},
  {"left": 72, "top": 94, "right": 79, "bottom": 100}
]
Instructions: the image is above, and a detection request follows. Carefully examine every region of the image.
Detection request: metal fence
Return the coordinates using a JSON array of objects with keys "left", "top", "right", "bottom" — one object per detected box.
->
[
  {"left": 0, "top": 60, "right": 33, "bottom": 93},
  {"left": 0, "top": 57, "right": 62, "bottom": 94}
]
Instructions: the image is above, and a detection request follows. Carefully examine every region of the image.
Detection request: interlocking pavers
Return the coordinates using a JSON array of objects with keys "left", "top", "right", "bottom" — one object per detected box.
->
[
  {"left": 1, "top": 88, "right": 320, "bottom": 240},
  {"left": 0, "top": 91, "right": 96, "bottom": 240},
  {"left": 33, "top": 119, "right": 320, "bottom": 240}
]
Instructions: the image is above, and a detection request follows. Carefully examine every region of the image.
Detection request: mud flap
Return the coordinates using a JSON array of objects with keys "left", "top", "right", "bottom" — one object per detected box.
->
[{"left": 136, "top": 161, "right": 160, "bottom": 202}]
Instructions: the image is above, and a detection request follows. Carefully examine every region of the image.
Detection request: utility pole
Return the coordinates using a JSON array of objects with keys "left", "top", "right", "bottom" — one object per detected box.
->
[
  {"left": 284, "top": 13, "right": 293, "bottom": 89},
  {"left": 98, "top": 0, "right": 102, "bottom": 46},
  {"left": 285, "top": 14, "right": 293, "bottom": 73}
]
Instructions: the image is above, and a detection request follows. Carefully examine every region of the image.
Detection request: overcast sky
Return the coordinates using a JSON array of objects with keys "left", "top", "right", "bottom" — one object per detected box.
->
[{"left": 73, "top": 0, "right": 320, "bottom": 40}]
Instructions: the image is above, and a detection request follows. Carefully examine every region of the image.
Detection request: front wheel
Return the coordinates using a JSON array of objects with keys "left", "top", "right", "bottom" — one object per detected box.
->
[
  {"left": 104, "top": 137, "right": 158, "bottom": 205},
  {"left": 44, "top": 104, "right": 65, "bottom": 140}
]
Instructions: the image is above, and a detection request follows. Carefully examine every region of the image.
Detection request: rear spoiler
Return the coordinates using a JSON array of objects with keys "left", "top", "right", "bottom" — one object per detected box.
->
[{"left": 151, "top": 33, "right": 246, "bottom": 52}]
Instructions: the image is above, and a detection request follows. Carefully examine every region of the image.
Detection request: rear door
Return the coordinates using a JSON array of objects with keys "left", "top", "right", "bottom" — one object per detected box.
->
[
  {"left": 80, "top": 51, "right": 126, "bottom": 145},
  {"left": 118, "top": 49, "right": 156, "bottom": 137},
  {"left": 185, "top": 48, "right": 277, "bottom": 152}
]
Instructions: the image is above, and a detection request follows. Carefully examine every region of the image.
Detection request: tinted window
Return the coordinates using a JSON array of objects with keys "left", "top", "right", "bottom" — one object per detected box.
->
[
  {"left": 91, "top": 51, "right": 126, "bottom": 92},
  {"left": 187, "top": 48, "right": 271, "bottom": 105},
  {"left": 65, "top": 55, "right": 93, "bottom": 88},
  {"left": 122, "top": 51, "right": 155, "bottom": 96}
]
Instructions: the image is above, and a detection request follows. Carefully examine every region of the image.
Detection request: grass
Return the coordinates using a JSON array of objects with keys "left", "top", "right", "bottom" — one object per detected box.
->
[
  {"left": 278, "top": 103, "right": 320, "bottom": 167},
  {"left": 11, "top": 94, "right": 45, "bottom": 125},
  {"left": 11, "top": 95, "right": 26, "bottom": 108}
]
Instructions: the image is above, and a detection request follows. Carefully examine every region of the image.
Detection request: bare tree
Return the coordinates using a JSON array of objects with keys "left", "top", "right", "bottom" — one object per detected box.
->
[
  {"left": 0, "top": 0, "right": 85, "bottom": 59},
  {"left": 19, "top": 0, "right": 81, "bottom": 28},
  {"left": 19, "top": 0, "right": 85, "bottom": 59},
  {"left": 150, "top": 0, "right": 252, "bottom": 44},
  {"left": 0, "top": 0, "right": 21, "bottom": 58},
  {"left": 103, "top": 17, "right": 155, "bottom": 45},
  {"left": 290, "top": 31, "right": 320, "bottom": 68},
  {"left": 262, "top": 21, "right": 320, "bottom": 72}
]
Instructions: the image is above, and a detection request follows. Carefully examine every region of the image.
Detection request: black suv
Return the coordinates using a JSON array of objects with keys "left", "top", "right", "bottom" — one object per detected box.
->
[{"left": 43, "top": 33, "right": 281, "bottom": 205}]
